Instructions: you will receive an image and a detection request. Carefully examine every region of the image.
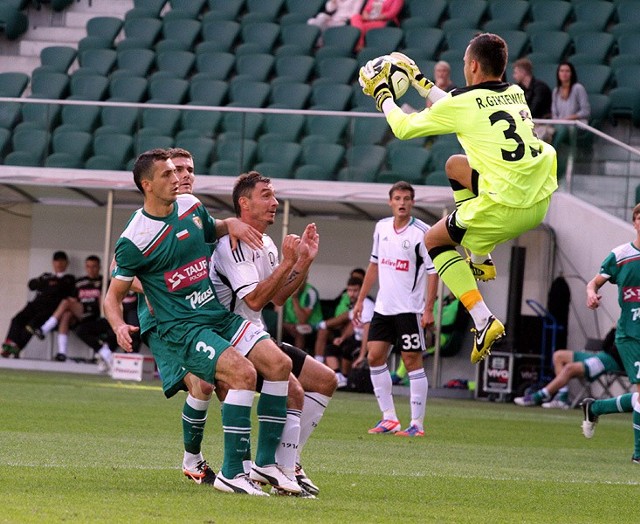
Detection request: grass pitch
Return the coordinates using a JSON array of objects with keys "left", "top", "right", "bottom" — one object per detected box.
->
[{"left": 0, "top": 369, "right": 636, "bottom": 523}]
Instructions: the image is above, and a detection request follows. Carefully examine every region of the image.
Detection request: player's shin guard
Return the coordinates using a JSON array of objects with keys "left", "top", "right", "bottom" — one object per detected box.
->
[
  {"left": 297, "top": 392, "right": 331, "bottom": 460},
  {"left": 255, "top": 380, "right": 288, "bottom": 467},
  {"left": 221, "top": 390, "right": 254, "bottom": 479},
  {"left": 408, "top": 368, "right": 428, "bottom": 429},
  {"left": 182, "top": 394, "right": 210, "bottom": 455},
  {"left": 275, "top": 409, "right": 301, "bottom": 471}
]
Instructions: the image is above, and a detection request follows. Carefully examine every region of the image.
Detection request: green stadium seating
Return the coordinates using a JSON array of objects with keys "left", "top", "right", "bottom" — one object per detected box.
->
[
  {"left": 85, "top": 133, "right": 133, "bottom": 170},
  {"left": 279, "top": 23, "right": 320, "bottom": 55},
  {"left": 68, "top": 74, "right": 109, "bottom": 101},
  {"left": 174, "top": 136, "right": 214, "bottom": 173},
  {"left": 530, "top": 31, "right": 572, "bottom": 62},
  {"left": 572, "top": 0, "right": 615, "bottom": 32},
  {"left": 488, "top": 0, "right": 530, "bottom": 29},
  {"left": 309, "top": 83, "right": 352, "bottom": 110},
  {"left": 0, "top": 4, "right": 27, "bottom": 40},
  {"left": 78, "top": 49, "right": 117, "bottom": 76},
  {"left": 45, "top": 130, "right": 92, "bottom": 168},
  {"left": 108, "top": 75, "right": 148, "bottom": 102},
  {"left": 189, "top": 79, "right": 227, "bottom": 106},
  {"left": 156, "top": 50, "right": 195, "bottom": 78},
  {"left": 0, "top": 72, "right": 28, "bottom": 97},
  {"left": 56, "top": 105, "right": 101, "bottom": 133},
  {"left": 364, "top": 27, "right": 404, "bottom": 53},
  {"left": 530, "top": 1, "right": 572, "bottom": 30},
  {"left": 97, "top": 106, "right": 140, "bottom": 135},
  {"left": 195, "top": 51, "right": 234, "bottom": 80},
  {"left": 315, "top": 56, "right": 357, "bottom": 85},
  {"left": 263, "top": 113, "right": 305, "bottom": 141},
  {"left": 116, "top": 48, "right": 155, "bottom": 76},
  {"left": 269, "top": 81, "right": 310, "bottom": 109},
  {"left": 406, "top": 0, "right": 447, "bottom": 27},
  {"left": 228, "top": 80, "right": 270, "bottom": 107},
  {"left": 239, "top": 22, "right": 280, "bottom": 53},
  {"left": 284, "top": 0, "right": 324, "bottom": 19},
  {"left": 147, "top": 77, "right": 189, "bottom": 103},
  {"left": 180, "top": 109, "right": 221, "bottom": 138},
  {"left": 403, "top": 28, "right": 444, "bottom": 60},
  {"left": 235, "top": 53, "right": 275, "bottom": 82},
  {"left": 274, "top": 54, "right": 315, "bottom": 83},
  {"left": 446, "top": 0, "right": 487, "bottom": 28},
  {"left": 200, "top": 20, "right": 240, "bottom": 51}
]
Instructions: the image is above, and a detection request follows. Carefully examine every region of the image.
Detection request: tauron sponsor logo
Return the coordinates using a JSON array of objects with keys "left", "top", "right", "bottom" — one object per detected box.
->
[
  {"left": 623, "top": 287, "right": 640, "bottom": 302},
  {"left": 380, "top": 258, "right": 409, "bottom": 271},
  {"left": 165, "top": 257, "right": 208, "bottom": 291},
  {"left": 186, "top": 287, "right": 215, "bottom": 309}
]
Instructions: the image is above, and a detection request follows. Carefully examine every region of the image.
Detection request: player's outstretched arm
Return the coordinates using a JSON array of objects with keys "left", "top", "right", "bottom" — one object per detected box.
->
[
  {"left": 586, "top": 274, "right": 607, "bottom": 310},
  {"left": 217, "top": 217, "right": 263, "bottom": 250}
]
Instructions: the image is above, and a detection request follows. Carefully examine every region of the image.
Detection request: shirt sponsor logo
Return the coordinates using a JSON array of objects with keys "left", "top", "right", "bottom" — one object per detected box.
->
[
  {"left": 623, "top": 286, "right": 640, "bottom": 302},
  {"left": 380, "top": 258, "right": 409, "bottom": 271},
  {"left": 186, "top": 287, "right": 215, "bottom": 309},
  {"left": 165, "top": 257, "right": 208, "bottom": 291}
]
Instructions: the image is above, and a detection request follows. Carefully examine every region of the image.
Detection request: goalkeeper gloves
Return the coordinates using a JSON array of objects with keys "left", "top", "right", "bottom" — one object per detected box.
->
[
  {"left": 388, "top": 52, "right": 435, "bottom": 98},
  {"left": 358, "top": 57, "right": 393, "bottom": 112}
]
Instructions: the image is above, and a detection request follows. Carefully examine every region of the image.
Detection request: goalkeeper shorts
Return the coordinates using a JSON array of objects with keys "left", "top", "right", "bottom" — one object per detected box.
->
[{"left": 452, "top": 193, "right": 551, "bottom": 255}]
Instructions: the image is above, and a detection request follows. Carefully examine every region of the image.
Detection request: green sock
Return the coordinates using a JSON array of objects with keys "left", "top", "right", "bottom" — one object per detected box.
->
[
  {"left": 221, "top": 390, "right": 254, "bottom": 479},
  {"left": 255, "top": 380, "right": 288, "bottom": 467},
  {"left": 591, "top": 393, "right": 634, "bottom": 417},
  {"left": 182, "top": 395, "right": 209, "bottom": 455},
  {"left": 431, "top": 249, "right": 478, "bottom": 300}
]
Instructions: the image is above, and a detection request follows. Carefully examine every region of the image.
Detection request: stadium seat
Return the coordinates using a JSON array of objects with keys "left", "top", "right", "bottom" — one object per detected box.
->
[
  {"left": 344, "top": 144, "right": 386, "bottom": 180},
  {"left": 364, "top": 27, "right": 404, "bottom": 53},
  {"left": 292, "top": 164, "right": 335, "bottom": 181},
  {"left": 297, "top": 142, "right": 345, "bottom": 179},
  {"left": 279, "top": 23, "right": 320, "bottom": 55},
  {"left": 85, "top": 133, "right": 133, "bottom": 170},
  {"left": 147, "top": 77, "right": 189, "bottom": 104},
  {"left": 488, "top": 0, "right": 529, "bottom": 29},
  {"left": 78, "top": 49, "right": 117, "bottom": 76},
  {"left": 315, "top": 56, "right": 357, "bottom": 85},
  {"left": 0, "top": 72, "right": 28, "bottom": 97},
  {"left": 617, "top": 33, "right": 640, "bottom": 56},
  {"left": 425, "top": 170, "right": 450, "bottom": 186},
  {"left": 168, "top": 0, "right": 206, "bottom": 17},
  {"left": 499, "top": 31, "right": 530, "bottom": 59},
  {"left": 78, "top": 17, "right": 123, "bottom": 51},
  {"left": 235, "top": 53, "right": 275, "bottom": 82},
  {"left": 9, "top": 127, "right": 50, "bottom": 162},
  {"left": 221, "top": 112, "right": 264, "bottom": 139},
  {"left": 610, "top": 54, "right": 640, "bottom": 70},
  {"left": 524, "top": 21, "right": 557, "bottom": 37},
  {"left": 256, "top": 140, "right": 301, "bottom": 178},
  {"left": 614, "top": 65, "right": 640, "bottom": 90},
  {"left": 108, "top": 75, "right": 148, "bottom": 102},
  {"left": 615, "top": 0, "right": 640, "bottom": 25},
  {"left": 263, "top": 113, "right": 305, "bottom": 141},
  {"left": 321, "top": 25, "right": 360, "bottom": 55},
  {"left": 123, "top": 17, "right": 162, "bottom": 47},
  {"left": 132, "top": 0, "right": 167, "bottom": 16},
  {"left": 304, "top": 115, "right": 348, "bottom": 143},
  {"left": 200, "top": 20, "right": 240, "bottom": 51},
  {"left": 15, "top": 102, "right": 60, "bottom": 133},
  {"left": 116, "top": 48, "right": 155, "bottom": 77},
  {"left": 133, "top": 134, "right": 174, "bottom": 158},
  {"left": 155, "top": 50, "right": 196, "bottom": 78},
  {"left": 405, "top": 0, "right": 447, "bottom": 27},
  {"left": 573, "top": 64, "right": 611, "bottom": 94},
  {"left": 56, "top": 105, "right": 101, "bottom": 133},
  {"left": 174, "top": 136, "right": 214, "bottom": 173},
  {"left": 213, "top": 136, "right": 257, "bottom": 173},
  {"left": 350, "top": 116, "right": 389, "bottom": 145},
  {"left": 269, "top": 81, "right": 310, "bottom": 109},
  {"left": 587, "top": 93, "right": 610, "bottom": 128},
  {"left": 274, "top": 55, "right": 315, "bottom": 83},
  {"left": 97, "top": 106, "right": 140, "bottom": 135},
  {"left": 378, "top": 144, "right": 429, "bottom": 184},
  {"left": 530, "top": 1, "right": 572, "bottom": 30},
  {"left": 206, "top": 0, "right": 244, "bottom": 19},
  {"left": 180, "top": 109, "right": 221, "bottom": 138},
  {"left": 607, "top": 87, "right": 640, "bottom": 126},
  {"left": 195, "top": 51, "right": 234, "bottom": 80},
  {"left": 38, "top": 46, "right": 77, "bottom": 74},
  {"left": 141, "top": 108, "right": 181, "bottom": 135},
  {"left": 228, "top": 81, "right": 270, "bottom": 108},
  {"left": 0, "top": 4, "right": 28, "bottom": 40},
  {"left": 240, "top": 22, "right": 280, "bottom": 53},
  {"left": 68, "top": 74, "right": 108, "bottom": 101},
  {"left": 160, "top": 18, "right": 201, "bottom": 49},
  {"left": 309, "top": 83, "right": 352, "bottom": 110},
  {"left": 189, "top": 79, "right": 227, "bottom": 106},
  {"left": 445, "top": 29, "right": 482, "bottom": 54},
  {"left": 30, "top": 71, "right": 69, "bottom": 99},
  {"left": 571, "top": 32, "right": 614, "bottom": 64},
  {"left": 429, "top": 140, "right": 464, "bottom": 172},
  {"left": 446, "top": 0, "right": 487, "bottom": 28},
  {"left": 402, "top": 28, "right": 444, "bottom": 60},
  {"left": 530, "top": 31, "right": 572, "bottom": 62},
  {"left": 45, "top": 130, "right": 92, "bottom": 168},
  {"left": 284, "top": 0, "right": 324, "bottom": 18},
  {"left": 572, "top": 0, "right": 615, "bottom": 32}
]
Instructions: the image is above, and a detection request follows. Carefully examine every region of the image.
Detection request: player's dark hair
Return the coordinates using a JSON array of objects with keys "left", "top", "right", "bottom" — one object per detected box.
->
[
  {"left": 232, "top": 170, "right": 272, "bottom": 217},
  {"left": 469, "top": 33, "right": 507, "bottom": 78},
  {"left": 85, "top": 255, "right": 100, "bottom": 265},
  {"left": 133, "top": 148, "right": 171, "bottom": 194},
  {"left": 513, "top": 57, "right": 533, "bottom": 77},
  {"left": 167, "top": 147, "right": 193, "bottom": 161},
  {"left": 555, "top": 61, "right": 578, "bottom": 89},
  {"left": 351, "top": 267, "right": 366, "bottom": 279},
  {"left": 52, "top": 251, "right": 68, "bottom": 261},
  {"left": 389, "top": 181, "right": 415, "bottom": 200},
  {"left": 347, "top": 276, "right": 363, "bottom": 287}
]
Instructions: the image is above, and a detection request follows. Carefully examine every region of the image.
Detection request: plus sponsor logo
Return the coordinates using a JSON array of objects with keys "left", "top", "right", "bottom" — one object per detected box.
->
[
  {"left": 623, "top": 286, "right": 640, "bottom": 303},
  {"left": 164, "top": 257, "right": 208, "bottom": 291},
  {"left": 380, "top": 257, "right": 409, "bottom": 271}
]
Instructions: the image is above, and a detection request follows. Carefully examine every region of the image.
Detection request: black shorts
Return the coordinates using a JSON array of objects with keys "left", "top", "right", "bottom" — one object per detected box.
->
[
  {"left": 368, "top": 312, "right": 426, "bottom": 353},
  {"left": 256, "top": 340, "right": 308, "bottom": 392},
  {"left": 325, "top": 337, "right": 360, "bottom": 361}
]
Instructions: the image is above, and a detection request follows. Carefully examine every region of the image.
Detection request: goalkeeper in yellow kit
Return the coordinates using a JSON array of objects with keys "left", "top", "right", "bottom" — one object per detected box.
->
[{"left": 359, "top": 33, "right": 558, "bottom": 364}]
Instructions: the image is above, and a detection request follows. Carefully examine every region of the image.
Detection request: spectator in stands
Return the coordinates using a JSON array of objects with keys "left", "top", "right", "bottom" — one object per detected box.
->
[
  {"left": 36, "top": 255, "right": 117, "bottom": 370},
  {"left": 313, "top": 269, "right": 366, "bottom": 362},
  {"left": 282, "top": 275, "right": 324, "bottom": 352},
  {"left": 424, "top": 61, "right": 457, "bottom": 109},
  {"left": 512, "top": 58, "right": 552, "bottom": 119},
  {"left": 514, "top": 327, "right": 620, "bottom": 409},
  {"left": 551, "top": 61, "right": 590, "bottom": 147},
  {"left": 308, "top": 0, "right": 364, "bottom": 34},
  {"left": 350, "top": 0, "right": 404, "bottom": 52},
  {"left": 1, "top": 251, "right": 75, "bottom": 358},
  {"left": 325, "top": 276, "right": 375, "bottom": 388}
]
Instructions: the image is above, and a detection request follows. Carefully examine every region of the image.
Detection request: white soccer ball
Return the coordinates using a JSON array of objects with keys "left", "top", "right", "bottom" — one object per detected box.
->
[{"left": 388, "top": 63, "right": 411, "bottom": 100}]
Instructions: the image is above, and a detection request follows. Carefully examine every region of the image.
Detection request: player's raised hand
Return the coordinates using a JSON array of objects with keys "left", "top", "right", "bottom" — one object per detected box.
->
[
  {"left": 281, "top": 234, "right": 301, "bottom": 264},
  {"left": 359, "top": 56, "right": 393, "bottom": 111},
  {"left": 299, "top": 223, "right": 319, "bottom": 261},
  {"left": 389, "top": 52, "right": 434, "bottom": 98}
]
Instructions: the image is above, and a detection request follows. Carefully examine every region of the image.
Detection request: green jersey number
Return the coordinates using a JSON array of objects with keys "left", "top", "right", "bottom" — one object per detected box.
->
[{"left": 490, "top": 110, "right": 541, "bottom": 161}]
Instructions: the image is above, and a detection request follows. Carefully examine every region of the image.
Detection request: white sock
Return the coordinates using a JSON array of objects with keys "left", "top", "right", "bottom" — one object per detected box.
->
[
  {"left": 275, "top": 409, "right": 301, "bottom": 471},
  {"left": 57, "top": 333, "right": 68, "bottom": 355},
  {"left": 468, "top": 301, "right": 493, "bottom": 329},
  {"left": 370, "top": 364, "right": 397, "bottom": 421},
  {"left": 98, "top": 344, "right": 112, "bottom": 364},
  {"left": 297, "top": 392, "right": 331, "bottom": 461},
  {"left": 408, "top": 368, "right": 428, "bottom": 430},
  {"left": 183, "top": 451, "right": 204, "bottom": 470},
  {"left": 41, "top": 316, "right": 58, "bottom": 335}
]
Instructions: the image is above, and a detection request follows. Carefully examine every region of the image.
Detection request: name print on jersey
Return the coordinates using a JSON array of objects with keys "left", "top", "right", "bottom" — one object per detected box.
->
[{"left": 164, "top": 256, "right": 208, "bottom": 291}]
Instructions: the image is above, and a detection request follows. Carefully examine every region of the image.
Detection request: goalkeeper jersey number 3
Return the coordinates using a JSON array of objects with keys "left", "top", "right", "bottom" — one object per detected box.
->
[{"left": 387, "top": 81, "right": 557, "bottom": 208}]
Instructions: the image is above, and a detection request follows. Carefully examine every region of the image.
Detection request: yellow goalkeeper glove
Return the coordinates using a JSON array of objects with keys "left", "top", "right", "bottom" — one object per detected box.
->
[
  {"left": 358, "top": 56, "right": 393, "bottom": 112},
  {"left": 389, "top": 52, "right": 434, "bottom": 98}
]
